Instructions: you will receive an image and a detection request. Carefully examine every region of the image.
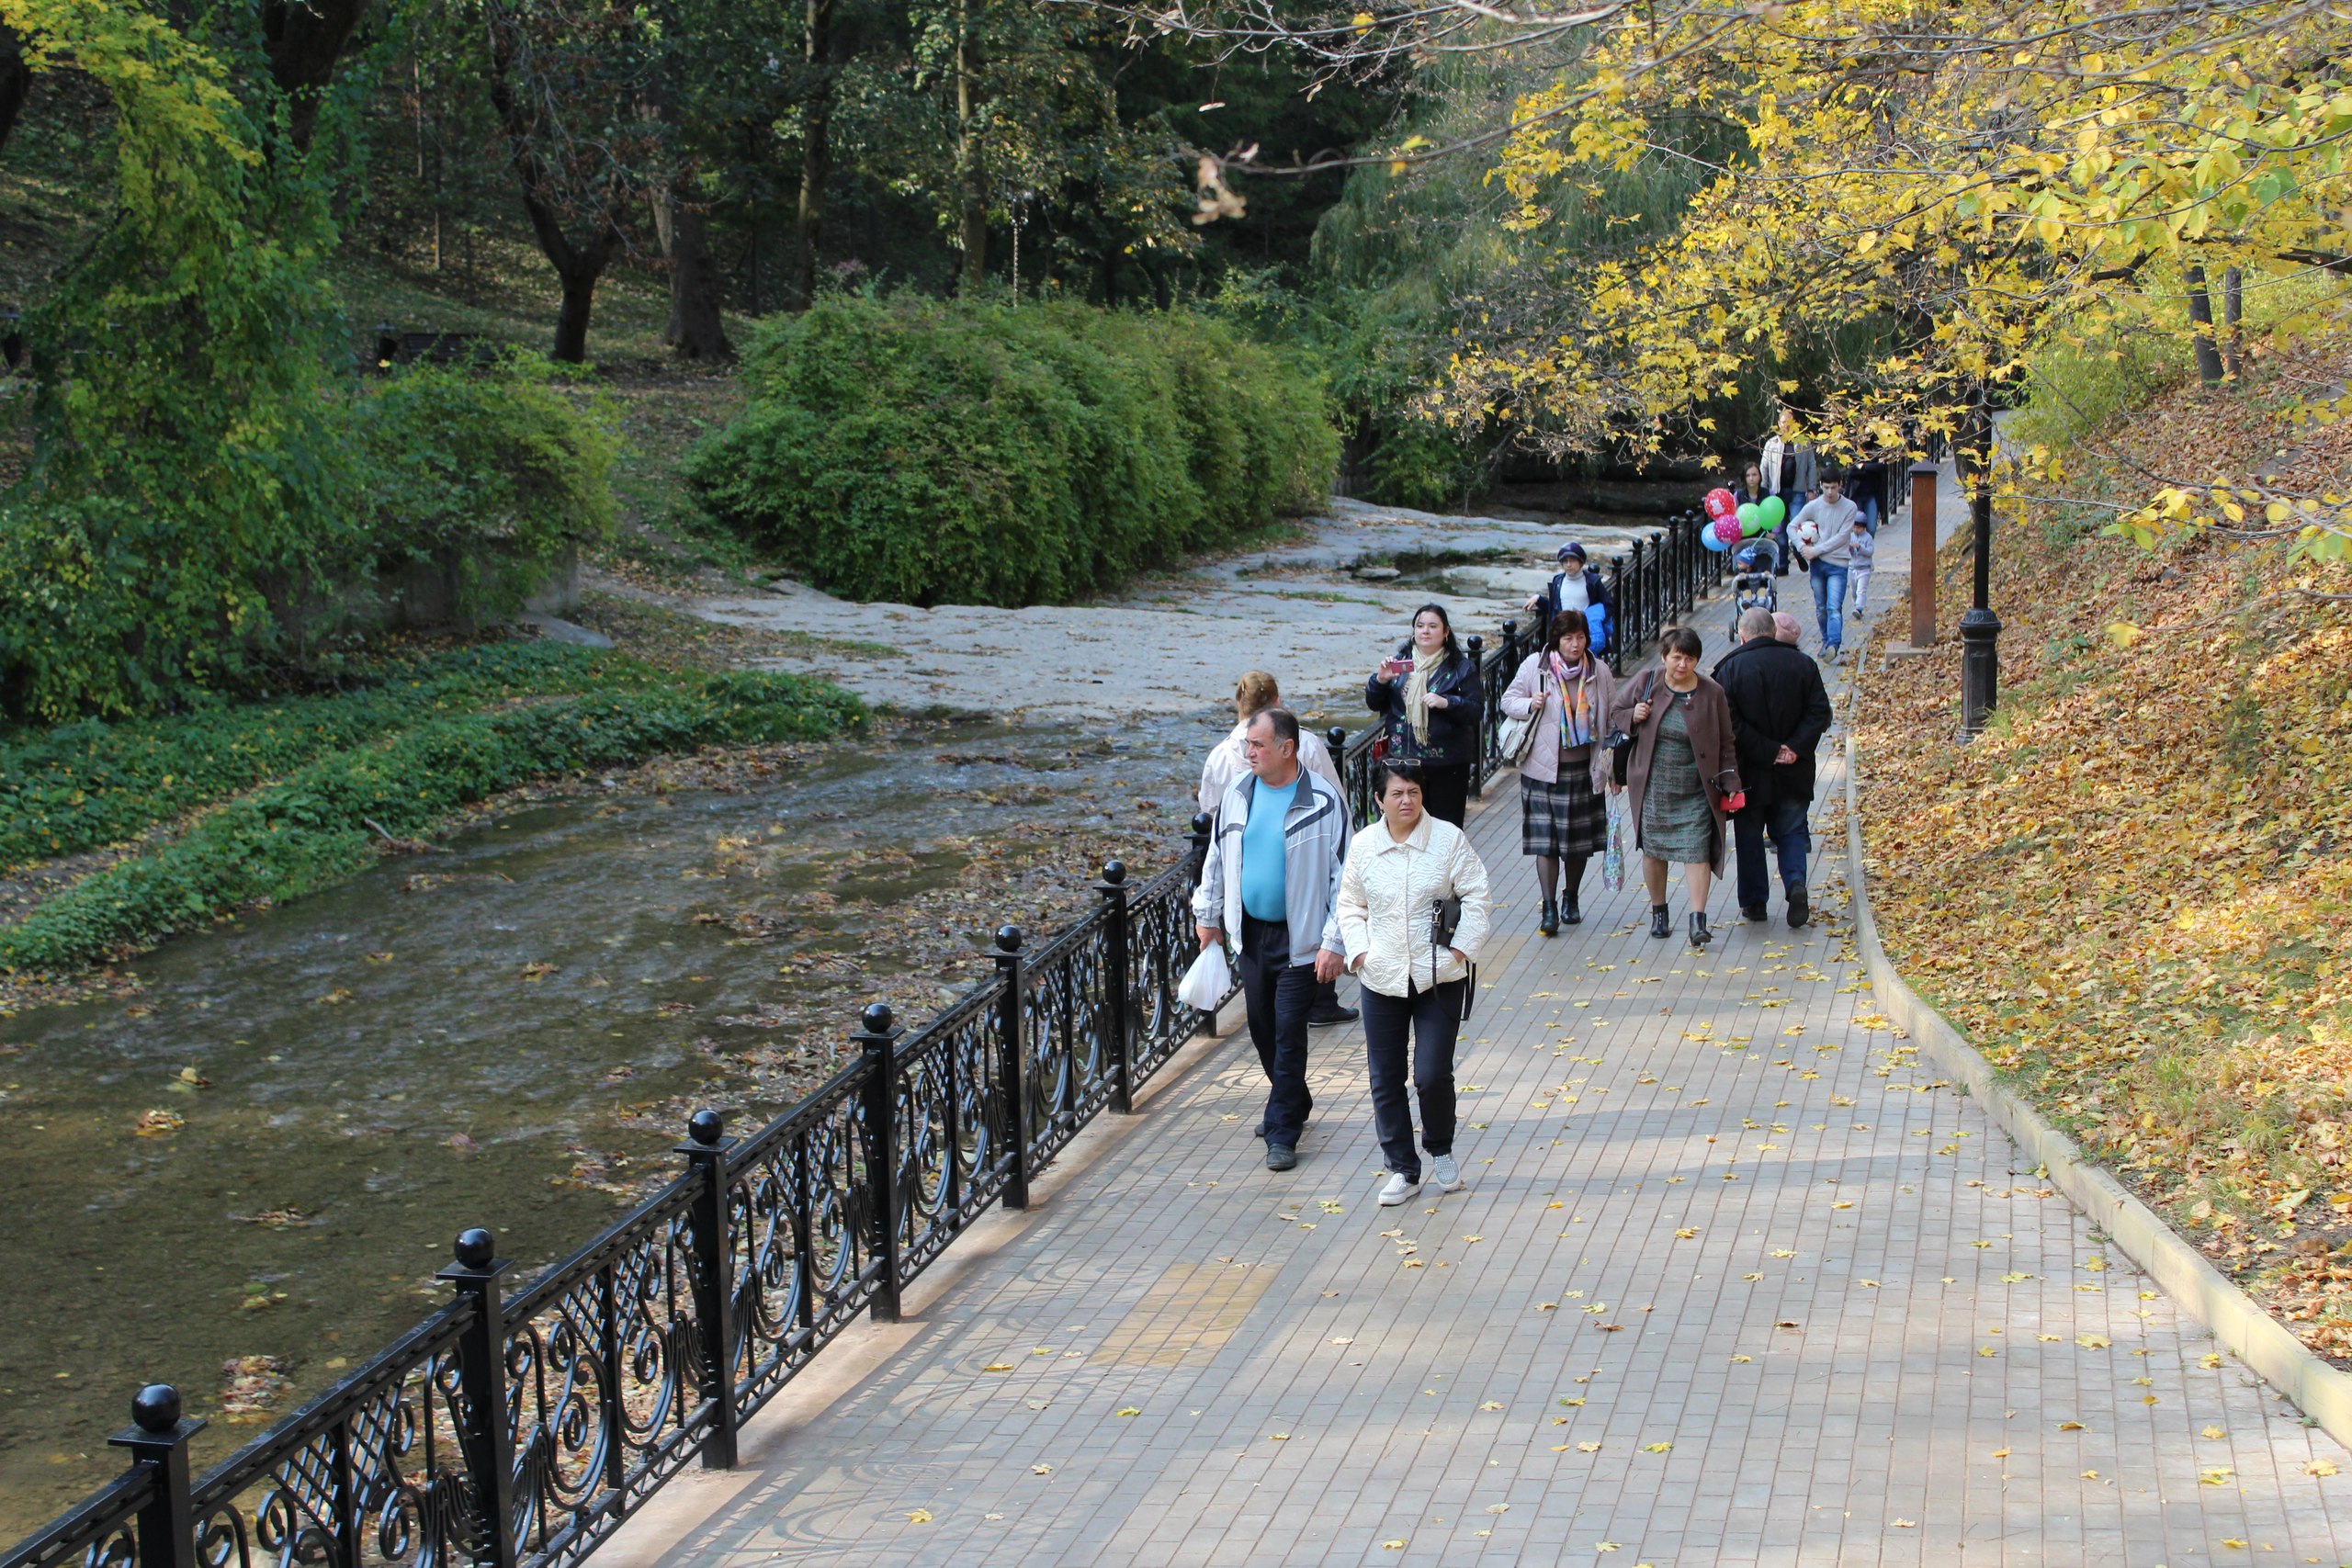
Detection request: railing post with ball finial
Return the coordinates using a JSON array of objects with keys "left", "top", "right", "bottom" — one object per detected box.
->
[
  {"left": 993, "top": 927, "right": 1029, "bottom": 1211},
  {"left": 854, "top": 1002, "right": 905, "bottom": 1323},
  {"left": 438, "top": 1227, "right": 517, "bottom": 1568},
  {"left": 676, "top": 1109, "right": 740, "bottom": 1468},
  {"left": 107, "top": 1385, "right": 203, "bottom": 1568},
  {"left": 1099, "top": 861, "right": 1134, "bottom": 1113}
]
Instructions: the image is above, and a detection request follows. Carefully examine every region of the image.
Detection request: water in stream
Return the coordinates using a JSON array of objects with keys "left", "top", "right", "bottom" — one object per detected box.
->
[{"left": 0, "top": 715, "right": 1209, "bottom": 1540}]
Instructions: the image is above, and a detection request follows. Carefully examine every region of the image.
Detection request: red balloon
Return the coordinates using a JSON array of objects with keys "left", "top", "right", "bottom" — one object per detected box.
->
[
  {"left": 1703, "top": 487, "right": 1737, "bottom": 521},
  {"left": 1713, "top": 514, "right": 1742, "bottom": 545}
]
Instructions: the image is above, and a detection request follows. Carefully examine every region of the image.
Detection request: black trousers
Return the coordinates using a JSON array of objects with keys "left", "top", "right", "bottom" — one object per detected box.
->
[
  {"left": 1238, "top": 915, "right": 1316, "bottom": 1145},
  {"left": 1419, "top": 762, "right": 1471, "bottom": 827},
  {"left": 1361, "top": 978, "right": 1464, "bottom": 1180}
]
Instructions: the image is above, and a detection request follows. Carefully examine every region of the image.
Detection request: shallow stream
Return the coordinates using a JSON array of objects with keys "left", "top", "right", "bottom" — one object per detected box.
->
[{"left": 0, "top": 715, "right": 1208, "bottom": 1540}]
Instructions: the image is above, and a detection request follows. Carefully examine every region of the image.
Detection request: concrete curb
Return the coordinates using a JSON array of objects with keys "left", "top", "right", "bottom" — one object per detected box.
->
[{"left": 1842, "top": 728, "right": 2352, "bottom": 1448}]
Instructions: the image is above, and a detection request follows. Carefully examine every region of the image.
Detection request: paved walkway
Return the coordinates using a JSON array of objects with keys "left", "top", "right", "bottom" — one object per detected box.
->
[{"left": 636, "top": 487, "right": 2352, "bottom": 1566}]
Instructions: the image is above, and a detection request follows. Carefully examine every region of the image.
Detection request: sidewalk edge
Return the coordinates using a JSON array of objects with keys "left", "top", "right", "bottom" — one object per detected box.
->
[{"left": 1842, "top": 728, "right": 2352, "bottom": 1449}]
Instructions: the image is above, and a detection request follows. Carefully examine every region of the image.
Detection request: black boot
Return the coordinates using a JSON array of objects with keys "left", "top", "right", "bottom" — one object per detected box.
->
[
  {"left": 1563, "top": 892, "right": 1582, "bottom": 926},
  {"left": 1689, "top": 910, "right": 1712, "bottom": 948},
  {"left": 1539, "top": 898, "right": 1559, "bottom": 937},
  {"left": 1649, "top": 905, "right": 1671, "bottom": 939},
  {"left": 1787, "top": 887, "right": 1810, "bottom": 929},
  {"left": 1560, "top": 857, "right": 1587, "bottom": 924}
]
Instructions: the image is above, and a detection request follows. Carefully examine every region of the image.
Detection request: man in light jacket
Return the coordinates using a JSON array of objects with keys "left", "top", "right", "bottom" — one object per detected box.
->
[
  {"left": 1194, "top": 707, "right": 1350, "bottom": 1171},
  {"left": 1196, "top": 672, "right": 1356, "bottom": 1028},
  {"left": 1790, "top": 471, "right": 1861, "bottom": 661}
]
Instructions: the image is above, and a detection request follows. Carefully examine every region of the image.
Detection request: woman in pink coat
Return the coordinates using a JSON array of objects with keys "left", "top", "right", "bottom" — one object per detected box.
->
[{"left": 1498, "top": 613, "right": 1616, "bottom": 934}]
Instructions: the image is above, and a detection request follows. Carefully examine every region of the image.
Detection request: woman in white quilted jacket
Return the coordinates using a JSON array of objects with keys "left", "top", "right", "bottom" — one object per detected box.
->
[{"left": 1333, "top": 760, "right": 1493, "bottom": 1207}]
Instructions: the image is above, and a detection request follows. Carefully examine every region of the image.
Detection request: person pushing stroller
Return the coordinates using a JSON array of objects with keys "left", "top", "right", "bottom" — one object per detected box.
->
[{"left": 1728, "top": 538, "right": 1776, "bottom": 637}]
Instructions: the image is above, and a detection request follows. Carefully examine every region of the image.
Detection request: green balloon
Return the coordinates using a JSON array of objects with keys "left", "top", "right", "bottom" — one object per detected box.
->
[
  {"left": 1760, "top": 494, "right": 1787, "bottom": 526},
  {"left": 1745, "top": 516, "right": 1773, "bottom": 536},
  {"left": 1735, "top": 502, "right": 1759, "bottom": 530}
]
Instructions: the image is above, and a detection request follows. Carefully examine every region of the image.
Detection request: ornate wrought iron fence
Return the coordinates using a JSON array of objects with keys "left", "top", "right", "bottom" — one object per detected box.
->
[
  {"left": 12, "top": 507, "right": 1735, "bottom": 1568},
  {"left": 1332, "top": 508, "right": 1727, "bottom": 822},
  {"left": 5, "top": 833, "right": 1230, "bottom": 1568}
]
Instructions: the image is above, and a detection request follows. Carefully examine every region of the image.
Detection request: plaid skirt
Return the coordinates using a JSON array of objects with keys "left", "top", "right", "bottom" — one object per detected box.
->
[{"left": 1521, "top": 768, "right": 1608, "bottom": 858}]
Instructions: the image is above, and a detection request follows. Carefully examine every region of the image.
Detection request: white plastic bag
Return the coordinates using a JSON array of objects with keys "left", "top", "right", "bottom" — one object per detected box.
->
[{"left": 1177, "top": 942, "right": 1232, "bottom": 1010}]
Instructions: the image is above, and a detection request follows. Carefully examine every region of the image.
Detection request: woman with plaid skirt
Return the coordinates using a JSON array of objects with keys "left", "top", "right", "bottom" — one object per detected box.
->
[{"left": 1498, "top": 613, "right": 1616, "bottom": 936}]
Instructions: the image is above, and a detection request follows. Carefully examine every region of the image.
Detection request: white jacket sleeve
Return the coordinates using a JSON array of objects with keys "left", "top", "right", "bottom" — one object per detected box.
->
[
  {"left": 1447, "top": 833, "right": 1494, "bottom": 963},
  {"left": 1192, "top": 821, "right": 1226, "bottom": 927}
]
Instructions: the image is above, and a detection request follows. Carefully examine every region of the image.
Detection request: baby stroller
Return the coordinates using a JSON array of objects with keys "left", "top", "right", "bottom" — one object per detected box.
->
[{"left": 1730, "top": 540, "right": 1776, "bottom": 636}]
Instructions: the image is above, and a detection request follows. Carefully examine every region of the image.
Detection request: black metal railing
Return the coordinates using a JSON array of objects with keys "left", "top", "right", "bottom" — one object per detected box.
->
[
  {"left": 6, "top": 838, "right": 1227, "bottom": 1568},
  {"left": 1332, "top": 509, "right": 1728, "bottom": 824}
]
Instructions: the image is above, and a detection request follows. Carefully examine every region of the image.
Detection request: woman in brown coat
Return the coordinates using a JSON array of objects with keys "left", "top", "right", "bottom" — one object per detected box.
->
[{"left": 1608, "top": 626, "right": 1741, "bottom": 947}]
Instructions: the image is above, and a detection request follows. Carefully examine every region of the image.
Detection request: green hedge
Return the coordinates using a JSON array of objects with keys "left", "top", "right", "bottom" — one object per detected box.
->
[
  {"left": 684, "top": 298, "right": 1338, "bottom": 605},
  {"left": 0, "top": 669, "right": 865, "bottom": 974},
  {"left": 0, "top": 644, "right": 670, "bottom": 868}
]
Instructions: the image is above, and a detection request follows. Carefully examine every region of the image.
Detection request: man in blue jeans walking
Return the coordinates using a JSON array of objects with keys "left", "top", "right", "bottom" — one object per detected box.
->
[
  {"left": 1194, "top": 707, "right": 1350, "bottom": 1171},
  {"left": 1790, "top": 471, "right": 1861, "bottom": 661},
  {"left": 1712, "top": 608, "right": 1834, "bottom": 928}
]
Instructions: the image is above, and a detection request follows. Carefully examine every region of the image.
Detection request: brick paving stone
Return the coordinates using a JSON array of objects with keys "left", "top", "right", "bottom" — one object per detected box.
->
[{"left": 650, "top": 530, "right": 2352, "bottom": 1566}]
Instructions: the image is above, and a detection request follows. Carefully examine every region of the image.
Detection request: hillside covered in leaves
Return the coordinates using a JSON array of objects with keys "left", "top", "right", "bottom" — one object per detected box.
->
[{"left": 1855, "top": 328, "right": 2352, "bottom": 1354}]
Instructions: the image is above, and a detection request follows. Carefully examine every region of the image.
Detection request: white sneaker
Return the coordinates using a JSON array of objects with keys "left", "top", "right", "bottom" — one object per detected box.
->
[
  {"left": 1378, "top": 1171, "right": 1422, "bottom": 1206},
  {"left": 1431, "top": 1154, "right": 1464, "bottom": 1192}
]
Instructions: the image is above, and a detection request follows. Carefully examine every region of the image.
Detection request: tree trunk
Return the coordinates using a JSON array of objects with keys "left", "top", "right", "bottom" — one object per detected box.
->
[
  {"left": 259, "top": 0, "right": 370, "bottom": 153},
  {"left": 485, "top": 8, "right": 620, "bottom": 365},
  {"left": 2187, "top": 265, "right": 2225, "bottom": 385},
  {"left": 2222, "top": 265, "right": 2245, "bottom": 381},
  {"left": 788, "top": 0, "right": 835, "bottom": 311},
  {"left": 553, "top": 262, "right": 603, "bottom": 366},
  {"left": 654, "top": 187, "right": 733, "bottom": 360},
  {"left": 0, "top": 27, "right": 30, "bottom": 159},
  {"left": 953, "top": 0, "right": 987, "bottom": 291}
]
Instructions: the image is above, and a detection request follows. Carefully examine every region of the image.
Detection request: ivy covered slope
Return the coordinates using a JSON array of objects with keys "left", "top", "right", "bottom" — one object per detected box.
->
[
  {"left": 684, "top": 297, "right": 1338, "bottom": 607},
  {"left": 1854, "top": 332, "right": 2352, "bottom": 1354},
  {"left": 0, "top": 644, "right": 866, "bottom": 976}
]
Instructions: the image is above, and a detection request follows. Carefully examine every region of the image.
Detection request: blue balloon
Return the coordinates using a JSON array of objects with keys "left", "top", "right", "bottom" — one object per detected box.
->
[{"left": 1701, "top": 526, "right": 1731, "bottom": 552}]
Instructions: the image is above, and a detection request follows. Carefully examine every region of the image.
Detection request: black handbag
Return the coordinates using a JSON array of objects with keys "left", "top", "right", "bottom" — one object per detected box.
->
[
  {"left": 1429, "top": 896, "right": 1475, "bottom": 1020},
  {"left": 1604, "top": 673, "right": 1655, "bottom": 786}
]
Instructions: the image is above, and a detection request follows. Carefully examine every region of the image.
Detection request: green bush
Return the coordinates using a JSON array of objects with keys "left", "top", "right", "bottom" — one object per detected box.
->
[
  {"left": 0, "top": 643, "right": 662, "bottom": 868},
  {"left": 0, "top": 668, "right": 865, "bottom": 973},
  {"left": 684, "top": 298, "right": 1338, "bottom": 605},
  {"left": 353, "top": 361, "right": 621, "bottom": 614}
]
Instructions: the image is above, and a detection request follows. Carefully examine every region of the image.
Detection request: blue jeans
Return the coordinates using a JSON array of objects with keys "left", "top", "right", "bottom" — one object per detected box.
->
[
  {"left": 1810, "top": 562, "right": 1849, "bottom": 651},
  {"left": 1734, "top": 795, "right": 1811, "bottom": 909}
]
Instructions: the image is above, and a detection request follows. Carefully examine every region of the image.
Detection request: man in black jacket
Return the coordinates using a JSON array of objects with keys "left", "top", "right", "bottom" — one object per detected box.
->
[{"left": 1713, "top": 607, "right": 1834, "bottom": 927}]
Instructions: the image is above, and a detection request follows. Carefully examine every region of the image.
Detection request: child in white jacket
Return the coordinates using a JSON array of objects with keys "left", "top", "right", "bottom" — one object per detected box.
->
[{"left": 1847, "top": 523, "right": 1876, "bottom": 614}]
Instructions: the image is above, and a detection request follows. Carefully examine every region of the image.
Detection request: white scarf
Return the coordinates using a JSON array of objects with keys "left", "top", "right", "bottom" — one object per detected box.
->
[{"left": 1402, "top": 647, "right": 1446, "bottom": 745}]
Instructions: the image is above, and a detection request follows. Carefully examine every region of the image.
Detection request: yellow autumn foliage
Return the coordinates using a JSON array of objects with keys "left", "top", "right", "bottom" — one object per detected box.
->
[{"left": 1857, "top": 328, "right": 2352, "bottom": 1350}]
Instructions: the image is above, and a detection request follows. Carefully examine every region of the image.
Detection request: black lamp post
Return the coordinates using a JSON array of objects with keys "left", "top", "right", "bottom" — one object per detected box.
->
[{"left": 1959, "top": 476, "right": 2001, "bottom": 734}]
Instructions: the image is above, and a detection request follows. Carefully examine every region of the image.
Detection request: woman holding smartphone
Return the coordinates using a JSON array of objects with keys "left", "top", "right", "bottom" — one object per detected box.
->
[{"left": 1364, "top": 604, "right": 1483, "bottom": 827}]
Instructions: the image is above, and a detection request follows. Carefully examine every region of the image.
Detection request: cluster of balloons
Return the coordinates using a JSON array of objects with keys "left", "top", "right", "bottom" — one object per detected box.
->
[{"left": 1700, "top": 488, "right": 1785, "bottom": 551}]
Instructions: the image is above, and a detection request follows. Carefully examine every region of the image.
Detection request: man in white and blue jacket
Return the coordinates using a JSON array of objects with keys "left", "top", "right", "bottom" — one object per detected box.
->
[{"left": 1193, "top": 707, "right": 1350, "bottom": 1172}]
